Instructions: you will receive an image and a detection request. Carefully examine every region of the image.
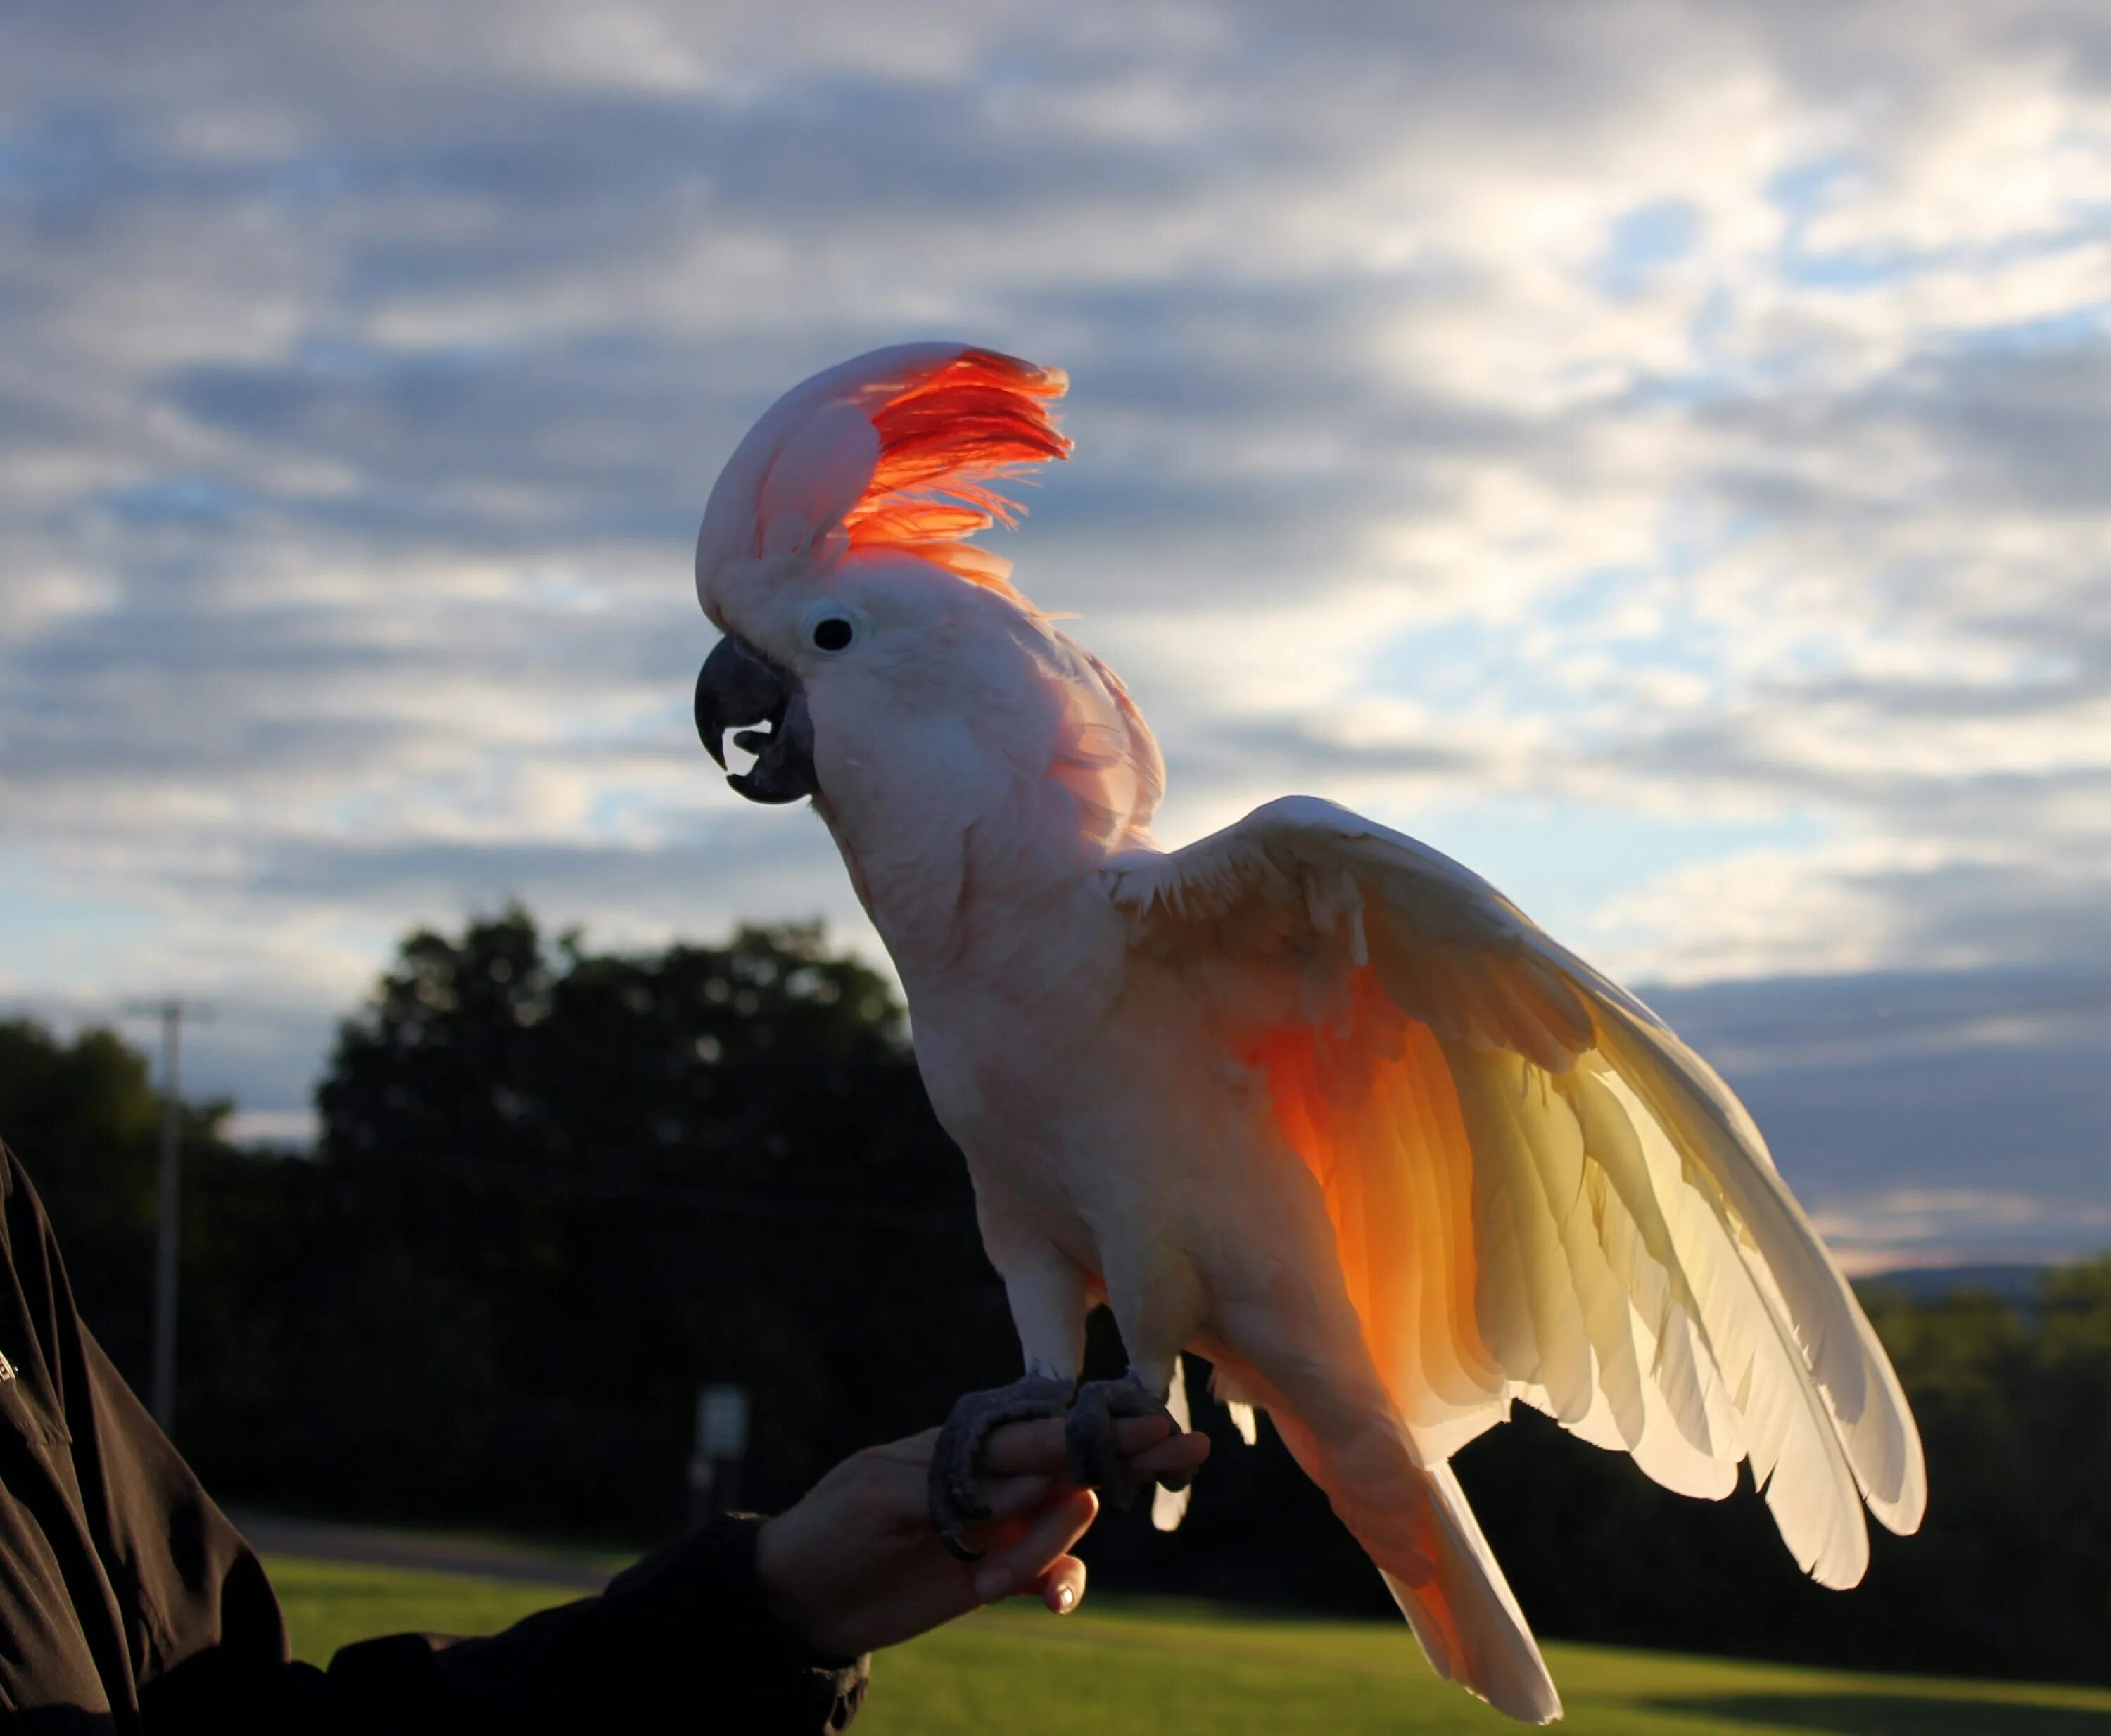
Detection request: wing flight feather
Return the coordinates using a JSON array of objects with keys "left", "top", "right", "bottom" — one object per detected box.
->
[{"left": 1102, "top": 796, "right": 1925, "bottom": 1583}]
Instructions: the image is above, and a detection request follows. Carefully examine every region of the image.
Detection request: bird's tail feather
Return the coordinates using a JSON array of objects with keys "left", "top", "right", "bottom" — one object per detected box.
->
[
  {"left": 1269, "top": 1402, "right": 1562, "bottom": 1724},
  {"left": 1383, "top": 1461, "right": 1561, "bottom": 1725}
]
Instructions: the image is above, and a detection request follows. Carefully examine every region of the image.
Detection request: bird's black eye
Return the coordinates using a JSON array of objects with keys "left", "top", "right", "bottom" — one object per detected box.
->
[{"left": 811, "top": 616, "right": 854, "bottom": 652}]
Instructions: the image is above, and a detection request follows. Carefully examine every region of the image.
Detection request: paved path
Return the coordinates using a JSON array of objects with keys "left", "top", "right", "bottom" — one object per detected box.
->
[{"left": 230, "top": 1509, "right": 621, "bottom": 1592}]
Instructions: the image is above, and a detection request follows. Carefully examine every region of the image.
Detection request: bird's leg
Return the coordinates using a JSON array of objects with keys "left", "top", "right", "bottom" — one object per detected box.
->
[
  {"left": 928, "top": 1247, "right": 1089, "bottom": 1560},
  {"left": 1067, "top": 1360, "right": 1194, "bottom": 1512},
  {"left": 1071, "top": 1256, "right": 1206, "bottom": 1509}
]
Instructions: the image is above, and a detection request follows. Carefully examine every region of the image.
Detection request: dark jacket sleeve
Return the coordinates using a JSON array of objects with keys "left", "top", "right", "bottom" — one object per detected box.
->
[
  {"left": 137, "top": 1514, "right": 868, "bottom": 1736},
  {"left": 0, "top": 1141, "right": 866, "bottom": 1735},
  {"left": 324, "top": 1517, "right": 867, "bottom": 1735}
]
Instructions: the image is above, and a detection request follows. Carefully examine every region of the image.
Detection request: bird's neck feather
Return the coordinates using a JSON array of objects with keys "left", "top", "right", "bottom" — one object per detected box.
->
[
  {"left": 813, "top": 714, "right": 1120, "bottom": 994},
  {"left": 809, "top": 615, "right": 1156, "bottom": 991}
]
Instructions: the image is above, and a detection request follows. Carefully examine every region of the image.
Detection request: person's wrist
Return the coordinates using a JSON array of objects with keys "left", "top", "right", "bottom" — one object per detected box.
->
[{"left": 754, "top": 1512, "right": 842, "bottom": 1658}]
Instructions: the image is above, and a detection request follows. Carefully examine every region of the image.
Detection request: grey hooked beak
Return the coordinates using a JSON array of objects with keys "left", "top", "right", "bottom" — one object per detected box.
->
[{"left": 694, "top": 634, "right": 819, "bottom": 804}]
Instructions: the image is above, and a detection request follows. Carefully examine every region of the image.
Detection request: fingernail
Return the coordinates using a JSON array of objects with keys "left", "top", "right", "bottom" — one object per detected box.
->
[
  {"left": 1056, "top": 1583, "right": 1076, "bottom": 1613},
  {"left": 975, "top": 1565, "right": 1014, "bottom": 1602}
]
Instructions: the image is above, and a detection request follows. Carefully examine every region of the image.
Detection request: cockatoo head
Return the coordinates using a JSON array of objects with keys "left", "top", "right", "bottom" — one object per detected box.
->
[{"left": 691, "top": 343, "right": 1072, "bottom": 806}]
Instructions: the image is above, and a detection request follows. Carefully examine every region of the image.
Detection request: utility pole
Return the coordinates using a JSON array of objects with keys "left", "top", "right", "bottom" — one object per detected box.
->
[{"left": 125, "top": 999, "right": 205, "bottom": 1436}]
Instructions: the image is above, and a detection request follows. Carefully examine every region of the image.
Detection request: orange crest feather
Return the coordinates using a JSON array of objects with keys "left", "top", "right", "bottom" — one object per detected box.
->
[{"left": 843, "top": 348, "right": 1072, "bottom": 591}]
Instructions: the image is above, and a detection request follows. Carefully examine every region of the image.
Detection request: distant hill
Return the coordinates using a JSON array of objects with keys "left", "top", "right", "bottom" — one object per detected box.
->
[{"left": 1853, "top": 1262, "right": 2050, "bottom": 1304}]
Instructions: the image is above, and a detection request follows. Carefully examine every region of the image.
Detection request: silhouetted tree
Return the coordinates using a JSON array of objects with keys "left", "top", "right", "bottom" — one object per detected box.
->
[
  {"left": 0, "top": 1018, "right": 232, "bottom": 1386},
  {"left": 190, "top": 910, "right": 1009, "bottom": 1534}
]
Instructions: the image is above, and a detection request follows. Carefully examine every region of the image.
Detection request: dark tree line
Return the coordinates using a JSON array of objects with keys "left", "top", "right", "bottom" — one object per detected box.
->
[
  {"left": 1, "top": 914, "right": 1013, "bottom": 1537},
  {"left": 1, "top": 908, "right": 2107, "bottom": 1684}
]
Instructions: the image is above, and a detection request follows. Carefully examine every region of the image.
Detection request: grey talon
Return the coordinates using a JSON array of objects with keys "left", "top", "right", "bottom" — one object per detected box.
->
[
  {"left": 1064, "top": 1369, "right": 1183, "bottom": 1512},
  {"left": 927, "top": 1372, "right": 1076, "bottom": 1559}
]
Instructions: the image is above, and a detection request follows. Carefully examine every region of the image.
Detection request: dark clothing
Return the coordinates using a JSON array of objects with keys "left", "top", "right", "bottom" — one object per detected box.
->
[{"left": 0, "top": 1145, "right": 867, "bottom": 1732}]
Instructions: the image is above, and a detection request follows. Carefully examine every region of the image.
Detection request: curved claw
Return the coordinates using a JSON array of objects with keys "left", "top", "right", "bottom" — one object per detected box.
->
[{"left": 928, "top": 1372, "right": 1075, "bottom": 1559}]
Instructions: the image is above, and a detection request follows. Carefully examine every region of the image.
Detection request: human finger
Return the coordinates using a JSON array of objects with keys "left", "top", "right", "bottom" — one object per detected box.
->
[
  {"left": 1125, "top": 1430, "right": 1212, "bottom": 1482},
  {"left": 1110, "top": 1415, "right": 1179, "bottom": 1456},
  {"left": 974, "top": 1471, "right": 1059, "bottom": 1521},
  {"left": 971, "top": 1488, "right": 1098, "bottom": 1603},
  {"left": 980, "top": 1418, "right": 1069, "bottom": 1477},
  {"left": 951, "top": 1468, "right": 1091, "bottom": 1558},
  {"left": 1025, "top": 1552, "right": 1087, "bottom": 1615},
  {"left": 983, "top": 1412, "right": 1181, "bottom": 1477},
  {"left": 982, "top": 1411, "right": 1210, "bottom": 1487}
]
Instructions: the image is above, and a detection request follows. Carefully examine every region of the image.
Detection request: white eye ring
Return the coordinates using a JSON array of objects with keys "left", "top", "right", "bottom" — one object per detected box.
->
[{"left": 801, "top": 602, "right": 866, "bottom": 657}]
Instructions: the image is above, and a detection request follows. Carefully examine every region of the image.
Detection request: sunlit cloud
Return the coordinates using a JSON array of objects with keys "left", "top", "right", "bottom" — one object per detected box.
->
[{"left": 2, "top": 1, "right": 2109, "bottom": 1259}]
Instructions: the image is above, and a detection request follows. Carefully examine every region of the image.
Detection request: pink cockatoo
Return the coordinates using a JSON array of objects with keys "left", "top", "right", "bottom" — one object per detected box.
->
[{"left": 690, "top": 345, "right": 1925, "bottom": 1723}]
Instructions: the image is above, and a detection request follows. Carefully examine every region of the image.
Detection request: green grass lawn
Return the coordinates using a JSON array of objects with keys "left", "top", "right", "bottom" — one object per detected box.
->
[{"left": 264, "top": 1555, "right": 2111, "bottom": 1735}]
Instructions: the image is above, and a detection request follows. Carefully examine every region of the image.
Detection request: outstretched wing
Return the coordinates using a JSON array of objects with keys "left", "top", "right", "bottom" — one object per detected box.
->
[{"left": 1102, "top": 796, "right": 1925, "bottom": 1588}]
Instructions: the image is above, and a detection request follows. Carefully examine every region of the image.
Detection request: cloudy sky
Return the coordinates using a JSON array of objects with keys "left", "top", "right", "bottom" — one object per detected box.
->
[{"left": 4, "top": 1, "right": 2108, "bottom": 1268}]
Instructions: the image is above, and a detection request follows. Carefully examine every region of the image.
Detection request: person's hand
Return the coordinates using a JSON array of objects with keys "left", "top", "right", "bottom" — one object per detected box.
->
[{"left": 754, "top": 1414, "right": 1209, "bottom": 1658}]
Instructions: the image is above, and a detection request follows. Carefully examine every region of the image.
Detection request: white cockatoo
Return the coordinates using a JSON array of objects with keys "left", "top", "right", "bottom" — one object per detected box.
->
[{"left": 690, "top": 345, "right": 1925, "bottom": 1723}]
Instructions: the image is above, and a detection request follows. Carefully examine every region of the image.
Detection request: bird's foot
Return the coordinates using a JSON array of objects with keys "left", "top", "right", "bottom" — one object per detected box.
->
[
  {"left": 1066, "top": 1369, "right": 1192, "bottom": 1512},
  {"left": 928, "top": 1371, "right": 1075, "bottom": 1561}
]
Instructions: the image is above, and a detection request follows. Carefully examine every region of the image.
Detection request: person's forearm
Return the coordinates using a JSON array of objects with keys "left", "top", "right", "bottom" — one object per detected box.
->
[{"left": 325, "top": 1518, "right": 867, "bottom": 1736}]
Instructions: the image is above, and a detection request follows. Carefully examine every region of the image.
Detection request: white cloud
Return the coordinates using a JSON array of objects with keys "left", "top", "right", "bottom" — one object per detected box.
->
[
  {"left": 2, "top": 1, "right": 2110, "bottom": 1260},
  {"left": 1814, "top": 1189, "right": 2111, "bottom": 1274}
]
